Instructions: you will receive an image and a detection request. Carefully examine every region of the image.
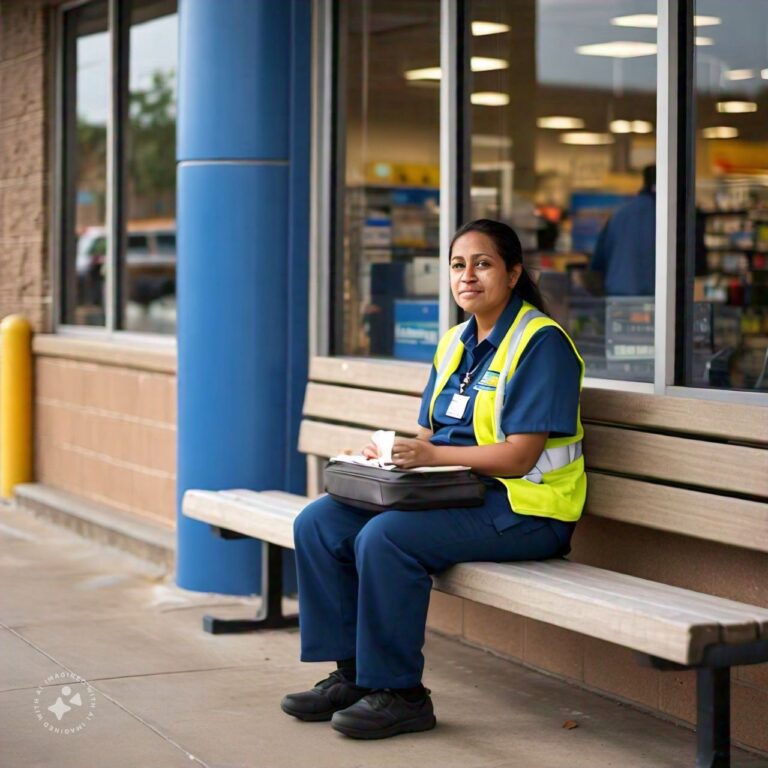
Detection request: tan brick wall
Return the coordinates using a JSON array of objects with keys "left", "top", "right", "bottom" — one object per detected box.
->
[
  {"left": 0, "top": 0, "right": 51, "bottom": 332},
  {"left": 427, "top": 516, "right": 768, "bottom": 755},
  {"left": 35, "top": 355, "right": 177, "bottom": 527}
]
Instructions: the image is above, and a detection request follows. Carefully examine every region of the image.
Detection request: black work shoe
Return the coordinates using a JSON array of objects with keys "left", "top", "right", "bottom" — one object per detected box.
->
[
  {"left": 331, "top": 688, "right": 436, "bottom": 739},
  {"left": 280, "top": 670, "right": 367, "bottom": 722}
]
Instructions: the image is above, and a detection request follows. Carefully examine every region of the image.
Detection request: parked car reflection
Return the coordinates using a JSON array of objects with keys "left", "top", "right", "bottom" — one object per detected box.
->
[{"left": 76, "top": 219, "right": 176, "bottom": 305}]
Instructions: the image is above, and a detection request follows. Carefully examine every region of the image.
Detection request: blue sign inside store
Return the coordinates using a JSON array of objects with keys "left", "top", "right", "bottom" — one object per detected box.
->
[
  {"left": 570, "top": 191, "right": 630, "bottom": 253},
  {"left": 394, "top": 299, "right": 439, "bottom": 362}
]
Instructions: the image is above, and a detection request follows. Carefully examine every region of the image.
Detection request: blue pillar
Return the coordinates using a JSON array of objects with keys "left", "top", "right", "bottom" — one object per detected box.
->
[{"left": 176, "top": 0, "right": 310, "bottom": 594}]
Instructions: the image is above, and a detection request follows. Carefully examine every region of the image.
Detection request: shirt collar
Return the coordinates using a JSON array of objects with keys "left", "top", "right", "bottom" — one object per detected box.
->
[{"left": 460, "top": 294, "right": 523, "bottom": 350}]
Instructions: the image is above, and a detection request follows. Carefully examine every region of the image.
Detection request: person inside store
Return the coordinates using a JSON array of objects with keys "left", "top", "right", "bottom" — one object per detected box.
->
[
  {"left": 281, "top": 219, "right": 586, "bottom": 739},
  {"left": 591, "top": 165, "right": 656, "bottom": 296}
]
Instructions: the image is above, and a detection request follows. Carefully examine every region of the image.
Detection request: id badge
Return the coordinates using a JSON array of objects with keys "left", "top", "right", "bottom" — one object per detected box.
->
[{"left": 446, "top": 393, "right": 470, "bottom": 419}]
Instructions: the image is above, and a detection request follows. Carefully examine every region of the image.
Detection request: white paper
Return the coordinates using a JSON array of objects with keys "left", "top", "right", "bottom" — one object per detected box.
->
[
  {"left": 407, "top": 465, "right": 472, "bottom": 472},
  {"left": 328, "top": 454, "right": 393, "bottom": 469},
  {"left": 371, "top": 429, "right": 395, "bottom": 464},
  {"left": 329, "top": 429, "right": 396, "bottom": 470},
  {"left": 328, "top": 428, "right": 471, "bottom": 473}
]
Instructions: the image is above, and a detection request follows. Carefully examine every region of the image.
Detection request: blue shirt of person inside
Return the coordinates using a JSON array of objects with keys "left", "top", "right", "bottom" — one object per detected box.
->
[
  {"left": 590, "top": 190, "right": 655, "bottom": 296},
  {"left": 417, "top": 294, "right": 581, "bottom": 549}
]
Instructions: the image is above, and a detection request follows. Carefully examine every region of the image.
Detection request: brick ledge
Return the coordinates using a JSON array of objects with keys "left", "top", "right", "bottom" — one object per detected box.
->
[
  {"left": 33, "top": 334, "right": 176, "bottom": 373},
  {"left": 13, "top": 483, "right": 175, "bottom": 573}
]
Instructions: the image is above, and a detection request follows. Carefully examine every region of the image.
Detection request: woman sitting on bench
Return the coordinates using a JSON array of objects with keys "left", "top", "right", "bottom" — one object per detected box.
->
[{"left": 281, "top": 218, "right": 587, "bottom": 739}]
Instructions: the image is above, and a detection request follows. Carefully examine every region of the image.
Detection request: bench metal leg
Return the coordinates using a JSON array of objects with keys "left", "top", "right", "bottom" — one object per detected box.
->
[
  {"left": 203, "top": 541, "right": 299, "bottom": 634},
  {"left": 696, "top": 667, "right": 730, "bottom": 768},
  {"left": 640, "top": 641, "right": 768, "bottom": 768}
]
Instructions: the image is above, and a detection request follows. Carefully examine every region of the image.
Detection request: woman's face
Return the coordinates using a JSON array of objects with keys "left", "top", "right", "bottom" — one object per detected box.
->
[{"left": 449, "top": 231, "right": 522, "bottom": 318}]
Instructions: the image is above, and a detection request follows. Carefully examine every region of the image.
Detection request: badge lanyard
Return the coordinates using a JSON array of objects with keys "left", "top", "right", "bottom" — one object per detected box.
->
[{"left": 446, "top": 358, "right": 484, "bottom": 420}]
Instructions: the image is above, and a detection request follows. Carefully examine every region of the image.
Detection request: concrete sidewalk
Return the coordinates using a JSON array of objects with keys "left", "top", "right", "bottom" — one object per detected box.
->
[{"left": 2, "top": 503, "right": 766, "bottom": 768}]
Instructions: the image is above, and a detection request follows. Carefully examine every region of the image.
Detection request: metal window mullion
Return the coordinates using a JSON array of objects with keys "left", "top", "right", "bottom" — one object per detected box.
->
[
  {"left": 329, "top": 0, "right": 347, "bottom": 356},
  {"left": 50, "top": 5, "right": 63, "bottom": 330},
  {"left": 677, "top": 0, "right": 697, "bottom": 389},
  {"left": 106, "top": 0, "right": 129, "bottom": 333},
  {"left": 309, "top": 0, "right": 333, "bottom": 358},
  {"left": 439, "top": 0, "right": 470, "bottom": 335},
  {"left": 59, "top": 8, "right": 79, "bottom": 326},
  {"left": 654, "top": 0, "right": 679, "bottom": 392}
]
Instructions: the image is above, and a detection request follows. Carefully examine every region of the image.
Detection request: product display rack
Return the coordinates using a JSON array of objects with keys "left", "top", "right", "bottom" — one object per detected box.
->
[
  {"left": 342, "top": 184, "right": 440, "bottom": 358},
  {"left": 696, "top": 207, "right": 768, "bottom": 388}
]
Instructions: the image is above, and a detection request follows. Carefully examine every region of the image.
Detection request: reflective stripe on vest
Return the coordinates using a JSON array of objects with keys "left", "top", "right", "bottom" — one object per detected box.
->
[
  {"left": 493, "top": 308, "right": 547, "bottom": 442},
  {"left": 489, "top": 307, "right": 583, "bottom": 481},
  {"left": 523, "top": 441, "right": 583, "bottom": 484},
  {"left": 436, "top": 321, "right": 468, "bottom": 384},
  {"left": 428, "top": 320, "right": 469, "bottom": 432}
]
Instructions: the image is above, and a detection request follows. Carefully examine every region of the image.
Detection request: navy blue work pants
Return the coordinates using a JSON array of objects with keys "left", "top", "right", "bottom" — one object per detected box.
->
[{"left": 293, "top": 483, "right": 574, "bottom": 689}]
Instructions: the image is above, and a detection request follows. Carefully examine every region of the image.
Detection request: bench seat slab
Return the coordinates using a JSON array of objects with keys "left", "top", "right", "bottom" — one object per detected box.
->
[{"left": 182, "top": 489, "right": 768, "bottom": 666}]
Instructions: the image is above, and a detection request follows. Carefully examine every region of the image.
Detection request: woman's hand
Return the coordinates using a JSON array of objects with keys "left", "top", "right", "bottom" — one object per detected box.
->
[
  {"left": 391, "top": 437, "right": 436, "bottom": 469},
  {"left": 362, "top": 443, "right": 380, "bottom": 460}
]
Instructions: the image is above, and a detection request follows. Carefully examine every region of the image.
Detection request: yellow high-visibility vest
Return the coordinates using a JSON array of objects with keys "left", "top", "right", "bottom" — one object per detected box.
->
[{"left": 428, "top": 301, "right": 586, "bottom": 522}]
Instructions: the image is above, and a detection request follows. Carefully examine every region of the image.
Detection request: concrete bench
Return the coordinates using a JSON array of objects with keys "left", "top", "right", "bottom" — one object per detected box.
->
[{"left": 183, "top": 356, "right": 768, "bottom": 767}]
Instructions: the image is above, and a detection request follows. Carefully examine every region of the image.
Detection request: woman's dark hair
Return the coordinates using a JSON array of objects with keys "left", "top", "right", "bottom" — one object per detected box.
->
[{"left": 449, "top": 218, "right": 548, "bottom": 315}]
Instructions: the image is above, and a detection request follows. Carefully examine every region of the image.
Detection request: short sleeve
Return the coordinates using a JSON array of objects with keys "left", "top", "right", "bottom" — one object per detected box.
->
[
  {"left": 417, "top": 364, "right": 437, "bottom": 429},
  {"left": 500, "top": 327, "right": 581, "bottom": 438}
]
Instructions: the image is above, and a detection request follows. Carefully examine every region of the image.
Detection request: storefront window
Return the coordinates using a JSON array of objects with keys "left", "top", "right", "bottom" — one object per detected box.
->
[
  {"left": 61, "top": 1, "right": 110, "bottom": 326},
  {"left": 687, "top": 1, "right": 768, "bottom": 390},
  {"left": 335, "top": 0, "right": 441, "bottom": 359},
  {"left": 468, "top": 0, "right": 658, "bottom": 382},
  {"left": 60, "top": 0, "right": 177, "bottom": 334},
  {"left": 124, "top": 0, "right": 178, "bottom": 334}
]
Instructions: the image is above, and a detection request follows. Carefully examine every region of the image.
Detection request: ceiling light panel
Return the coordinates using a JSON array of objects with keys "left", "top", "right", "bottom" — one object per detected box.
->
[
  {"left": 404, "top": 66, "right": 442, "bottom": 81},
  {"left": 702, "top": 126, "right": 739, "bottom": 139},
  {"left": 717, "top": 101, "right": 757, "bottom": 113},
  {"left": 611, "top": 14, "right": 721, "bottom": 28},
  {"left": 725, "top": 69, "right": 754, "bottom": 81},
  {"left": 471, "top": 92, "right": 510, "bottom": 106},
  {"left": 610, "top": 14, "right": 657, "bottom": 28},
  {"left": 537, "top": 116, "right": 586, "bottom": 130},
  {"left": 693, "top": 15, "right": 722, "bottom": 27},
  {"left": 576, "top": 41, "right": 658, "bottom": 58},
  {"left": 631, "top": 120, "right": 654, "bottom": 133},
  {"left": 560, "top": 132, "right": 614, "bottom": 145},
  {"left": 471, "top": 56, "right": 509, "bottom": 72},
  {"left": 609, "top": 120, "right": 654, "bottom": 134},
  {"left": 472, "top": 21, "right": 510, "bottom": 36},
  {"left": 609, "top": 120, "right": 632, "bottom": 134}
]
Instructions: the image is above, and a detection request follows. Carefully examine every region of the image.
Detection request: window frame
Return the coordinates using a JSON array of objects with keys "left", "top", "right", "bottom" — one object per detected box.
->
[
  {"left": 311, "top": 0, "right": 768, "bottom": 404},
  {"left": 53, "top": 0, "right": 177, "bottom": 344},
  {"left": 669, "top": 0, "right": 768, "bottom": 405}
]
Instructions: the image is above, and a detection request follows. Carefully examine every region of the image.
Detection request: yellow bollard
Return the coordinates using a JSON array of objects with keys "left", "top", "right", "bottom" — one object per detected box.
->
[{"left": 1, "top": 315, "right": 33, "bottom": 498}]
